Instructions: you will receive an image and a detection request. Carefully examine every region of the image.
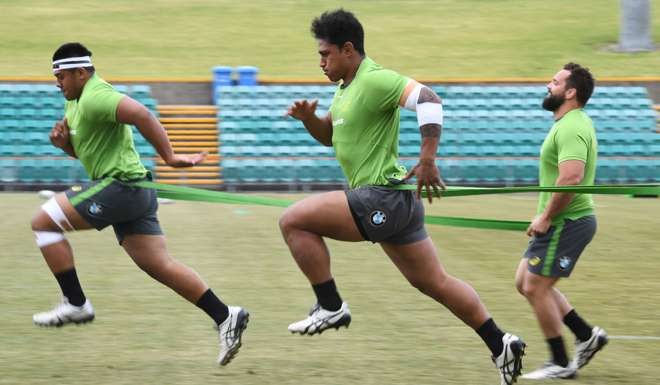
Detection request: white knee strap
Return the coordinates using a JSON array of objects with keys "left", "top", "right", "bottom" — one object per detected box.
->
[
  {"left": 41, "top": 197, "right": 73, "bottom": 231},
  {"left": 35, "top": 231, "right": 65, "bottom": 247}
]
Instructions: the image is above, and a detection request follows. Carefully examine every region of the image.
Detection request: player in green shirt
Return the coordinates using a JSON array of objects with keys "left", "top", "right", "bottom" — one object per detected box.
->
[
  {"left": 281, "top": 10, "right": 524, "bottom": 385},
  {"left": 516, "top": 63, "right": 607, "bottom": 380},
  {"left": 30, "top": 43, "right": 248, "bottom": 366}
]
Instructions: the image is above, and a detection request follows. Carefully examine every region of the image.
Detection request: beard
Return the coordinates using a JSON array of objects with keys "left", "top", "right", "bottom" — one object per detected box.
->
[{"left": 542, "top": 93, "right": 565, "bottom": 112}]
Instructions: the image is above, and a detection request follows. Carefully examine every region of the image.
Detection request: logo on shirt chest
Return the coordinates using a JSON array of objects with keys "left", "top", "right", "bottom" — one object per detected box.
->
[{"left": 332, "top": 118, "right": 345, "bottom": 126}]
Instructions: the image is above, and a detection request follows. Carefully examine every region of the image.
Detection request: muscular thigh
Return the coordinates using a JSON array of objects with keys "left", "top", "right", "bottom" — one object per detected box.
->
[
  {"left": 281, "top": 191, "right": 363, "bottom": 242},
  {"left": 122, "top": 234, "right": 169, "bottom": 269},
  {"left": 381, "top": 237, "right": 447, "bottom": 283}
]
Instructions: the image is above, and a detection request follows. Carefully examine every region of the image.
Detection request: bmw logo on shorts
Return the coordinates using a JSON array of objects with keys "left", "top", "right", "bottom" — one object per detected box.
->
[
  {"left": 370, "top": 210, "right": 387, "bottom": 226},
  {"left": 558, "top": 256, "right": 572, "bottom": 270},
  {"left": 88, "top": 202, "right": 103, "bottom": 216}
]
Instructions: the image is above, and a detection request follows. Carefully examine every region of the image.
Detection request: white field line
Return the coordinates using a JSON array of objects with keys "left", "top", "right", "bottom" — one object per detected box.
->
[{"left": 609, "top": 335, "right": 660, "bottom": 341}]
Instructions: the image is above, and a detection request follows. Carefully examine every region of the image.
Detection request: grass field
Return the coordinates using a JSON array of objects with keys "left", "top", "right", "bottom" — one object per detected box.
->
[
  {"left": 1, "top": 0, "right": 658, "bottom": 79},
  {"left": 1, "top": 192, "right": 659, "bottom": 384}
]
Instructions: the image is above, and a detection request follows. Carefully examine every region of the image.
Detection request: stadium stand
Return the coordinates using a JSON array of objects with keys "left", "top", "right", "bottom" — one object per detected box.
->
[
  {"left": 155, "top": 104, "right": 222, "bottom": 187},
  {"left": 0, "top": 83, "right": 157, "bottom": 185},
  {"left": 217, "top": 85, "right": 659, "bottom": 187},
  {"left": 0, "top": 83, "right": 657, "bottom": 188}
]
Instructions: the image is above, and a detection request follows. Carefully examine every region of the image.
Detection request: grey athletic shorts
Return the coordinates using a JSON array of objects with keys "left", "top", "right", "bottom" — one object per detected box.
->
[
  {"left": 346, "top": 186, "right": 427, "bottom": 245},
  {"left": 523, "top": 215, "right": 596, "bottom": 277},
  {"left": 65, "top": 177, "right": 163, "bottom": 244}
]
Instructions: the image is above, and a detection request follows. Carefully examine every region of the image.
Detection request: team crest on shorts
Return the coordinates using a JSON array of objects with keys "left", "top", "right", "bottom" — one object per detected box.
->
[
  {"left": 370, "top": 210, "right": 387, "bottom": 226},
  {"left": 88, "top": 202, "right": 103, "bottom": 216},
  {"left": 528, "top": 256, "right": 542, "bottom": 266},
  {"left": 558, "top": 256, "right": 572, "bottom": 270}
]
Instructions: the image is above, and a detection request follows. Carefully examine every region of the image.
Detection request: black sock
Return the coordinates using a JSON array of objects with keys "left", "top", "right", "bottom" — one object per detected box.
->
[
  {"left": 476, "top": 318, "right": 505, "bottom": 356},
  {"left": 196, "top": 289, "right": 229, "bottom": 326},
  {"left": 55, "top": 268, "right": 86, "bottom": 306},
  {"left": 563, "top": 309, "right": 593, "bottom": 342},
  {"left": 312, "top": 278, "right": 342, "bottom": 311},
  {"left": 547, "top": 336, "right": 569, "bottom": 367}
]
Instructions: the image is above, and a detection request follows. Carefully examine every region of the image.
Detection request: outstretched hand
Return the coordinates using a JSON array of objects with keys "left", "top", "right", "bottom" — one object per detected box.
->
[
  {"left": 165, "top": 151, "right": 208, "bottom": 168},
  {"left": 286, "top": 99, "right": 318, "bottom": 121},
  {"left": 404, "top": 160, "right": 446, "bottom": 203}
]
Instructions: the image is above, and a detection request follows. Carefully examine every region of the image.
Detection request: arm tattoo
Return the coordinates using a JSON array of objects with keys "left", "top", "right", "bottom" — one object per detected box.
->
[
  {"left": 420, "top": 123, "right": 441, "bottom": 138},
  {"left": 418, "top": 86, "right": 442, "bottom": 104}
]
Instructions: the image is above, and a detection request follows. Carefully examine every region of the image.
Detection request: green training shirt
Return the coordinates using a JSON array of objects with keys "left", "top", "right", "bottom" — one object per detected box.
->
[
  {"left": 64, "top": 73, "right": 147, "bottom": 181},
  {"left": 330, "top": 57, "right": 408, "bottom": 188},
  {"left": 537, "top": 108, "right": 598, "bottom": 221}
]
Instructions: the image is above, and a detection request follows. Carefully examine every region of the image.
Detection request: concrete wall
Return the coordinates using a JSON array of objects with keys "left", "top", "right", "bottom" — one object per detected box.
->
[{"left": 149, "top": 82, "right": 213, "bottom": 105}]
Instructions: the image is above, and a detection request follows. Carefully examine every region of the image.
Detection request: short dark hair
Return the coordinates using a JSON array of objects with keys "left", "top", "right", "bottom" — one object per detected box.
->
[
  {"left": 52, "top": 42, "right": 95, "bottom": 73},
  {"left": 563, "top": 62, "right": 594, "bottom": 106},
  {"left": 311, "top": 9, "right": 365, "bottom": 56}
]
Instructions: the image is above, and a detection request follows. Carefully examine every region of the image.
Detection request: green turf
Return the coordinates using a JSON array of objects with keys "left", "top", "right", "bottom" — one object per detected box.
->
[
  {"left": 0, "top": 0, "right": 658, "bottom": 79},
  {"left": 1, "top": 192, "right": 659, "bottom": 384}
]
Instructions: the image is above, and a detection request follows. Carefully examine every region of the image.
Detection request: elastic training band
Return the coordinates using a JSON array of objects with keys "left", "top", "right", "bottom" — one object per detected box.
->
[{"left": 134, "top": 181, "right": 658, "bottom": 231}]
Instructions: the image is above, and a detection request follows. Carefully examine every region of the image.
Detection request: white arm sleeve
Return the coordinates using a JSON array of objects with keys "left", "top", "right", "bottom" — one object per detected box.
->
[{"left": 402, "top": 83, "right": 443, "bottom": 126}]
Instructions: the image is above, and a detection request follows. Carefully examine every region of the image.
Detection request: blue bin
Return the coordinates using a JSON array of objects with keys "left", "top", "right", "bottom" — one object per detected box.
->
[
  {"left": 236, "top": 66, "right": 259, "bottom": 86},
  {"left": 212, "top": 66, "right": 233, "bottom": 103}
]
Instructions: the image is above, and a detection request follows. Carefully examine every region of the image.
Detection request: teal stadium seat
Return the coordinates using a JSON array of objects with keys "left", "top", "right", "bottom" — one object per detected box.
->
[
  {"left": 17, "top": 159, "right": 84, "bottom": 183},
  {"left": 237, "top": 159, "right": 261, "bottom": 183},
  {"left": 436, "top": 158, "right": 461, "bottom": 183},
  {"left": 213, "top": 83, "right": 657, "bottom": 186},
  {"left": 220, "top": 159, "right": 240, "bottom": 182},
  {"left": 0, "top": 159, "right": 18, "bottom": 182}
]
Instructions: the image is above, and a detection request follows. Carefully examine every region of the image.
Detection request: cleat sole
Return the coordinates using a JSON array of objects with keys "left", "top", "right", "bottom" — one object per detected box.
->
[
  {"left": 507, "top": 340, "right": 526, "bottom": 385},
  {"left": 34, "top": 314, "right": 95, "bottom": 328}
]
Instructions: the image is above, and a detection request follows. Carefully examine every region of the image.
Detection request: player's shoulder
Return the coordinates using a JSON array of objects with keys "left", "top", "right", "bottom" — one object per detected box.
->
[
  {"left": 83, "top": 75, "right": 122, "bottom": 99},
  {"left": 78, "top": 75, "right": 124, "bottom": 114},
  {"left": 360, "top": 61, "right": 405, "bottom": 89},
  {"left": 363, "top": 64, "right": 400, "bottom": 79},
  {"left": 554, "top": 109, "right": 595, "bottom": 141},
  {"left": 568, "top": 109, "right": 595, "bottom": 132},
  {"left": 87, "top": 76, "right": 119, "bottom": 95},
  {"left": 558, "top": 109, "right": 592, "bottom": 126}
]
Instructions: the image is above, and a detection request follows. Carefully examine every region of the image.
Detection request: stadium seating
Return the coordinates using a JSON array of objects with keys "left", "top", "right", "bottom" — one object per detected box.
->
[
  {"left": 217, "top": 84, "right": 659, "bottom": 186},
  {"left": 0, "top": 83, "right": 158, "bottom": 184},
  {"left": 1, "top": 82, "right": 656, "bottom": 186}
]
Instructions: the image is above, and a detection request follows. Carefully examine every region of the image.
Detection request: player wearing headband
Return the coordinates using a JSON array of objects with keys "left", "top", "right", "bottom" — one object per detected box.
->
[
  {"left": 281, "top": 9, "right": 525, "bottom": 385},
  {"left": 31, "top": 42, "right": 248, "bottom": 366}
]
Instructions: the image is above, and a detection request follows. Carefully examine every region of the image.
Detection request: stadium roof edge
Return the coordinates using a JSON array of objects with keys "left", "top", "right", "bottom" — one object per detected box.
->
[{"left": 0, "top": 76, "right": 658, "bottom": 83}]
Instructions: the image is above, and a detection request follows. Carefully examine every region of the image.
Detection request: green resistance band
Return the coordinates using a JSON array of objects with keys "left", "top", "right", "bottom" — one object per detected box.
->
[
  {"left": 399, "top": 184, "right": 660, "bottom": 198},
  {"left": 136, "top": 181, "right": 659, "bottom": 232}
]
